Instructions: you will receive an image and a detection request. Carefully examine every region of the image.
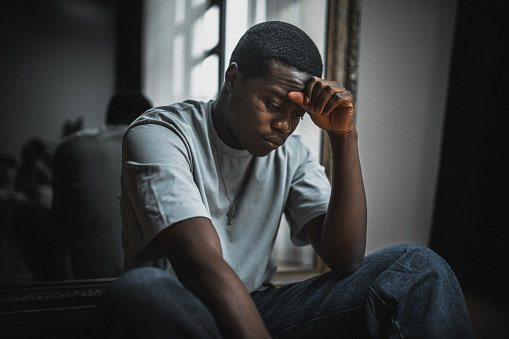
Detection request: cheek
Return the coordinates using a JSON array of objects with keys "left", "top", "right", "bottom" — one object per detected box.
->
[
  {"left": 248, "top": 105, "right": 271, "bottom": 128},
  {"left": 237, "top": 97, "right": 274, "bottom": 135},
  {"left": 257, "top": 113, "right": 275, "bottom": 132}
]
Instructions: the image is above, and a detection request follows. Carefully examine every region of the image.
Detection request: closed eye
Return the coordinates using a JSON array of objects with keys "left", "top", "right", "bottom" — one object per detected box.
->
[{"left": 266, "top": 101, "right": 281, "bottom": 111}]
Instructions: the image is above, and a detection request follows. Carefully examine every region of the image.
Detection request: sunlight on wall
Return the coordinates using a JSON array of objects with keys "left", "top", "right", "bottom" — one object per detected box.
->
[
  {"left": 143, "top": 0, "right": 221, "bottom": 104},
  {"left": 143, "top": 0, "right": 327, "bottom": 269}
]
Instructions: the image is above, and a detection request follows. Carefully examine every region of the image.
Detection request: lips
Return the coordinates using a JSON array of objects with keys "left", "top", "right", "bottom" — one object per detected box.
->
[{"left": 261, "top": 136, "right": 284, "bottom": 149}]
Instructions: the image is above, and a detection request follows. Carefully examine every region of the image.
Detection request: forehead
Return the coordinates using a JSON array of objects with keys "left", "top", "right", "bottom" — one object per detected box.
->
[{"left": 249, "top": 61, "right": 311, "bottom": 97}]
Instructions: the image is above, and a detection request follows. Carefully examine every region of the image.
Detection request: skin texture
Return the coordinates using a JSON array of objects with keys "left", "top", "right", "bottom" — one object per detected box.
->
[
  {"left": 212, "top": 62, "right": 309, "bottom": 157},
  {"left": 155, "top": 61, "right": 367, "bottom": 338}
]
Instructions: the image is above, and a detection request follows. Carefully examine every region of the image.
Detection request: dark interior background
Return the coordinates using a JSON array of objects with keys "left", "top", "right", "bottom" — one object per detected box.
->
[
  {"left": 430, "top": 0, "right": 509, "bottom": 310},
  {"left": 0, "top": 0, "right": 143, "bottom": 160},
  {"left": 1, "top": 0, "right": 508, "bottom": 314}
]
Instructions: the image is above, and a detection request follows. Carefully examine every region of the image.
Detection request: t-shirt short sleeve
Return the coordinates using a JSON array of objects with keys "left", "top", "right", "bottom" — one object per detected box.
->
[
  {"left": 284, "top": 138, "right": 331, "bottom": 246},
  {"left": 121, "top": 123, "right": 210, "bottom": 263}
]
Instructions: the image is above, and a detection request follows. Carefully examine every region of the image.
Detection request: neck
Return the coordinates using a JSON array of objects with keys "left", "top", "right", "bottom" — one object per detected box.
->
[{"left": 212, "top": 86, "right": 241, "bottom": 149}]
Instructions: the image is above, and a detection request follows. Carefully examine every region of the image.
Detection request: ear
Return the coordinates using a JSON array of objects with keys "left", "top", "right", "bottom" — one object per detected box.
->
[{"left": 225, "top": 62, "right": 239, "bottom": 92}]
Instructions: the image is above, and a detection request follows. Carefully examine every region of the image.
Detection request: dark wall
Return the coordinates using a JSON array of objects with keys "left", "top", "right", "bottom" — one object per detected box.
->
[
  {"left": 115, "top": 0, "right": 143, "bottom": 90},
  {"left": 430, "top": 0, "right": 509, "bottom": 309},
  {"left": 0, "top": 0, "right": 143, "bottom": 161}
]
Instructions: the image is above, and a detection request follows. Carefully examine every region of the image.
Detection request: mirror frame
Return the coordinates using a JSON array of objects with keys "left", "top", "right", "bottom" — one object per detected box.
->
[
  {"left": 0, "top": 0, "right": 362, "bottom": 301},
  {"left": 273, "top": 0, "right": 362, "bottom": 282}
]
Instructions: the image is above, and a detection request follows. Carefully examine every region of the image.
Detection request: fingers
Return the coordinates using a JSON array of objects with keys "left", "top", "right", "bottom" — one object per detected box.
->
[
  {"left": 303, "top": 77, "right": 353, "bottom": 116},
  {"left": 288, "top": 77, "right": 354, "bottom": 120},
  {"left": 322, "top": 90, "right": 354, "bottom": 116},
  {"left": 288, "top": 78, "right": 327, "bottom": 113}
]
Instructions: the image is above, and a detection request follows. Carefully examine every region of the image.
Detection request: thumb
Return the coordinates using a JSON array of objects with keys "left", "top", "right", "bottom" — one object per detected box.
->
[{"left": 288, "top": 91, "right": 306, "bottom": 106}]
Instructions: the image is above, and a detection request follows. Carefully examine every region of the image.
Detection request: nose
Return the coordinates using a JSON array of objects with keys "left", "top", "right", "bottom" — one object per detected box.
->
[{"left": 272, "top": 114, "right": 292, "bottom": 133}]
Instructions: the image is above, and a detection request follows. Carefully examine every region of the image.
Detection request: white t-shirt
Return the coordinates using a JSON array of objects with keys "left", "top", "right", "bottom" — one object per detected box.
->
[{"left": 120, "top": 100, "right": 331, "bottom": 292}]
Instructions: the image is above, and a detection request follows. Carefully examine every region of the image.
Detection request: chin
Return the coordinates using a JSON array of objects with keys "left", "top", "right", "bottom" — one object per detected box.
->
[
  {"left": 252, "top": 148, "right": 274, "bottom": 157},
  {"left": 254, "top": 152, "right": 271, "bottom": 157},
  {"left": 243, "top": 137, "right": 278, "bottom": 157},
  {"left": 245, "top": 146, "right": 270, "bottom": 157}
]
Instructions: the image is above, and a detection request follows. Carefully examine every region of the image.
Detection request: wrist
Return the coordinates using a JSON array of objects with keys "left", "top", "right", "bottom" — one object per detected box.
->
[{"left": 327, "top": 126, "right": 358, "bottom": 142}]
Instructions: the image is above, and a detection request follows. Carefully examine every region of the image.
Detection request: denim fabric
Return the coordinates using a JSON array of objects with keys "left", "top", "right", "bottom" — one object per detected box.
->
[
  {"left": 97, "top": 267, "right": 222, "bottom": 339},
  {"left": 98, "top": 244, "right": 473, "bottom": 338},
  {"left": 252, "top": 244, "right": 474, "bottom": 338}
]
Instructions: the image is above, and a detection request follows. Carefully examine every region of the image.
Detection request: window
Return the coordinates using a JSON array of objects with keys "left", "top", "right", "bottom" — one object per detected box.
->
[{"left": 142, "top": 0, "right": 361, "bottom": 277}]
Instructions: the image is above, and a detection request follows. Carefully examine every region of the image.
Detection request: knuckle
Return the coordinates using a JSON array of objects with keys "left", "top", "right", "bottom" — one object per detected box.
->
[
  {"left": 324, "top": 84, "right": 335, "bottom": 93},
  {"left": 332, "top": 92, "right": 343, "bottom": 102}
]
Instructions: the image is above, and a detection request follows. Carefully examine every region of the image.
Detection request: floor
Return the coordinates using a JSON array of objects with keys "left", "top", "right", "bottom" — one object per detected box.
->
[{"left": 1, "top": 239, "right": 508, "bottom": 338}]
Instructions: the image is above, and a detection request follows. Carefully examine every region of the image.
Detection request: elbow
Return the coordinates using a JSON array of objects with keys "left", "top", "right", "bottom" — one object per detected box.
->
[{"left": 326, "top": 255, "right": 365, "bottom": 278}]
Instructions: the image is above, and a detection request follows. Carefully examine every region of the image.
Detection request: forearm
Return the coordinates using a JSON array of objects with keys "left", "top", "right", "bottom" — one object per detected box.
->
[
  {"left": 176, "top": 258, "right": 270, "bottom": 339},
  {"left": 321, "top": 127, "right": 367, "bottom": 273},
  {"left": 289, "top": 78, "right": 365, "bottom": 274},
  {"left": 156, "top": 219, "right": 270, "bottom": 339}
]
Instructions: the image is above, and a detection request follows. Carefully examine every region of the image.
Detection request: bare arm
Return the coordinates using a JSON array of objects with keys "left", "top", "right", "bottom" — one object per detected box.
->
[
  {"left": 155, "top": 217, "right": 270, "bottom": 339},
  {"left": 289, "top": 78, "right": 367, "bottom": 275}
]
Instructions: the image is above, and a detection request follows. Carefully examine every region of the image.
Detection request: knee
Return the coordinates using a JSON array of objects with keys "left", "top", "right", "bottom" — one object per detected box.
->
[
  {"left": 369, "top": 244, "right": 463, "bottom": 303},
  {"left": 385, "top": 244, "right": 455, "bottom": 278},
  {"left": 402, "top": 244, "right": 448, "bottom": 265},
  {"left": 120, "top": 266, "right": 177, "bottom": 286},
  {"left": 106, "top": 267, "right": 181, "bottom": 304}
]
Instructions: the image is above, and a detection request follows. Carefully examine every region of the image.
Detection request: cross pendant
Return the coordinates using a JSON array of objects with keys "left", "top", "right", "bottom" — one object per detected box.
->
[{"left": 226, "top": 207, "right": 237, "bottom": 225}]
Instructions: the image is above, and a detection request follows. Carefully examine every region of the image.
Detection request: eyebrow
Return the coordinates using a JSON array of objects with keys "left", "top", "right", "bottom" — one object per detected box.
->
[
  {"left": 267, "top": 88, "right": 303, "bottom": 109},
  {"left": 267, "top": 88, "right": 296, "bottom": 105},
  {"left": 268, "top": 88, "right": 287, "bottom": 99}
]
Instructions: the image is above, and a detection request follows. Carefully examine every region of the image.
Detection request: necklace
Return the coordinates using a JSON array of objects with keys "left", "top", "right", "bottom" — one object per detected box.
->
[{"left": 215, "top": 133, "right": 254, "bottom": 225}]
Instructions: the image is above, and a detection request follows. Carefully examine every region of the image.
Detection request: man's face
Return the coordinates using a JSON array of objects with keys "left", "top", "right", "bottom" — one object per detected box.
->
[{"left": 225, "top": 62, "right": 311, "bottom": 157}]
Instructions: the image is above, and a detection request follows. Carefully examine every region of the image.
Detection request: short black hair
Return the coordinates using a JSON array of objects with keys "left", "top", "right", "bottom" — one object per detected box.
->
[{"left": 230, "top": 21, "right": 323, "bottom": 79}]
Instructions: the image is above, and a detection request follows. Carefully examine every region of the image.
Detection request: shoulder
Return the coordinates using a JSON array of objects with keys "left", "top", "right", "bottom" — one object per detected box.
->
[
  {"left": 129, "top": 100, "right": 210, "bottom": 131},
  {"left": 124, "top": 100, "right": 211, "bottom": 152},
  {"left": 123, "top": 101, "right": 212, "bottom": 163}
]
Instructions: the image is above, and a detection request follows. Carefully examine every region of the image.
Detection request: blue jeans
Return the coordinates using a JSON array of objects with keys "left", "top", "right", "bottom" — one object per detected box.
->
[{"left": 97, "top": 244, "right": 474, "bottom": 338}]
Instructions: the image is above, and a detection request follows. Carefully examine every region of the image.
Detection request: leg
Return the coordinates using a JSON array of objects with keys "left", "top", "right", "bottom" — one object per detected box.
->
[
  {"left": 252, "top": 244, "right": 473, "bottom": 338},
  {"left": 96, "top": 267, "right": 222, "bottom": 339}
]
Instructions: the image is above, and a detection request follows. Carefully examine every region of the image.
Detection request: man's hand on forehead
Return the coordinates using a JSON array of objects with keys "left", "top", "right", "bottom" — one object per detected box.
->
[{"left": 288, "top": 77, "right": 354, "bottom": 134}]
